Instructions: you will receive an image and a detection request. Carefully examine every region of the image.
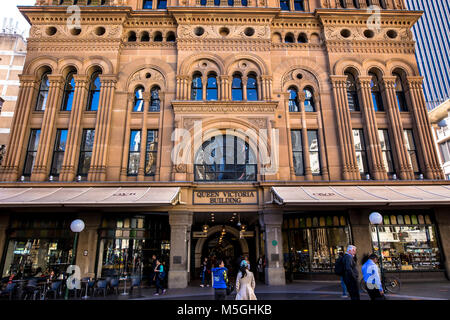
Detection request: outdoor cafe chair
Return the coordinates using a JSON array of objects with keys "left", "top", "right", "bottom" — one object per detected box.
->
[
  {"left": 0, "top": 282, "right": 16, "bottom": 300},
  {"left": 129, "top": 277, "right": 141, "bottom": 295},
  {"left": 109, "top": 278, "right": 119, "bottom": 295},
  {"left": 46, "top": 281, "right": 62, "bottom": 299},
  {"left": 94, "top": 280, "right": 107, "bottom": 297}
]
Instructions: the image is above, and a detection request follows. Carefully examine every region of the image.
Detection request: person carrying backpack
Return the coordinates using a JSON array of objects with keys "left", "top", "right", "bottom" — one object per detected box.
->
[
  {"left": 211, "top": 259, "right": 228, "bottom": 300},
  {"left": 334, "top": 252, "right": 348, "bottom": 298},
  {"left": 153, "top": 259, "right": 166, "bottom": 296}
]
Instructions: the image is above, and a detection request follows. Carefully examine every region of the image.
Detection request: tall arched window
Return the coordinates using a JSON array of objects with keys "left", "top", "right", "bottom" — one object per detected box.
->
[
  {"left": 61, "top": 72, "right": 76, "bottom": 111},
  {"left": 228, "top": 0, "right": 234, "bottom": 6},
  {"left": 241, "top": 0, "right": 248, "bottom": 6},
  {"left": 150, "top": 86, "right": 161, "bottom": 112},
  {"left": 128, "top": 31, "right": 136, "bottom": 42},
  {"left": 369, "top": 72, "right": 384, "bottom": 111},
  {"left": 153, "top": 31, "right": 162, "bottom": 42},
  {"left": 280, "top": 0, "right": 290, "bottom": 10},
  {"left": 340, "top": 0, "right": 347, "bottom": 8},
  {"left": 294, "top": 0, "right": 305, "bottom": 11},
  {"left": 304, "top": 87, "right": 315, "bottom": 112},
  {"left": 353, "top": 0, "right": 360, "bottom": 8},
  {"left": 366, "top": 0, "right": 373, "bottom": 7},
  {"left": 394, "top": 72, "right": 407, "bottom": 112},
  {"left": 200, "top": 0, "right": 207, "bottom": 5},
  {"left": 246, "top": 74, "right": 258, "bottom": 101},
  {"left": 133, "top": 86, "right": 144, "bottom": 112},
  {"left": 284, "top": 33, "right": 295, "bottom": 43},
  {"left": 157, "top": 0, "right": 167, "bottom": 9},
  {"left": 232, "top": 73, "right": 243, "bottom": 101},
  {"left": 288, "top": 86, "right": 299, "bottom": 112},
  {"left": 35, "top": 72, "right": 50, "bottom": 111},
  {"left": 194, "top": 135, "right": 257, "bottom": 181},
  {"left": 379, "top": 0, "right": 387, "bottom": 9},
  {"left": 206, "top": 74, "right": 218, "bottom": 101},
  {"left": 191, "top": 73, "right": 203, "bottom": 101},
  {"left": 143, "top": 0, "right": 153, "bottom": 9},
  {"left": 87, "top": 72, "right": 101, "bottom": 111},
  {"left": 214, "top": 0, "right": 220, "bottom": 5},
  {"left": 345, "top": 71, "right": 360, "bottom": 111}
]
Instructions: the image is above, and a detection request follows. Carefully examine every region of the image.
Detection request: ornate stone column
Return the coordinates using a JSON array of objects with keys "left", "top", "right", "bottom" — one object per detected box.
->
[
  {"left": 168, "top": 211, "right": 193, "bottom": 289},
  {"left": 219, "top": 75, "right": 228, "bottom": 101},
  {"left": 0, "top": 75, "right": 38, "bottom": 181},
  {"left": 242, "top": 75, "right": 248, "bottom": 101},
  {"left": 137, "top": 93, "right": 150, "bottom": 181},
  {"left": 330, "top": 75, "right": 359, "bottom": 180},
  {"left": 60, "top": 75, "right": 90, "bottom": 181},
  {"left": 315, "top": 93, "right": 330, "bottom": 180},
  {"left": 262, "top": 209, "right": 286, "bottom": 286},
  {"left": 357, "top": 76, "right": 388, "bottom": 180},
  {"left": 406, "top": 76, "right": 444, "bottom": 179},
  {"left": 176, "top": 75, "right": 182, "bottom": 100},
  {"left": 88, "top": 75, "right": 117, "bottom": 181},
  {"left": 381, "top": 76, "right": 414, "bottom": 180},
  {"left": 31, "top": 74, "right": 65, "bottom": 181}
]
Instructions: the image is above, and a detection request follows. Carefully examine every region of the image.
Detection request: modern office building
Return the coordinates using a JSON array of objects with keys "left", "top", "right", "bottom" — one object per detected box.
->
[
  {"left": 0, "top": 0, "right": 449, "bottom": 289},
  {"left": 404, "top": 0, "right": 450, "bottom": 110},
  {"left": 429, "top": 99, "right": 450, "bottom": 180}
]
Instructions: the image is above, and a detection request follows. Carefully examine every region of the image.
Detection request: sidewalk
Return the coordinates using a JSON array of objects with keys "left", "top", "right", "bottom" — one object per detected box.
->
[{"left": 88, "top": 280, "right": 450, "bottom": 300}]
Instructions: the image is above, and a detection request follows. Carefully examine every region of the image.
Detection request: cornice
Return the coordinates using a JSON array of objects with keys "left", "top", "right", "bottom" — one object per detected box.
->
[
  {"left": 172, "top": 101, "right": 278, "bottom": 114},
  {"left": 176, "top": 38, "right": 271, "bottom": 51},
  {"left": 325, "top": 41, "right": 416, "bottom": 54}
]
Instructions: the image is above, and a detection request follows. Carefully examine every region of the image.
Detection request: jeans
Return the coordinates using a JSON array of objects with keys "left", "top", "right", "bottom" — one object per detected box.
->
[
  {"left": 340, "top": 277, "right": 347, "bottom": 296},
  {"left": 201, "top": 271, "right": 209, "bottom": 285},
  {"left": 155, "top": 277, "right": 163, "bottom": 293},
  {"left": 343, "top": 277, "right": 360, "bottom": 300},
  {"left": 214, "top": 288, "right": 226, "bottom": 300}
]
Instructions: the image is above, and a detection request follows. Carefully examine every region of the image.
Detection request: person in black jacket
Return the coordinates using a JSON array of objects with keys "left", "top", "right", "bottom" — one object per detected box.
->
[{"left": 342, "top": 245, "right": 360, "bottom": 300}]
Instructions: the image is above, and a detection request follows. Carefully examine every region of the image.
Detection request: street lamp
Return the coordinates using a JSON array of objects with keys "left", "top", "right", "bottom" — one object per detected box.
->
[
  {"left": 64, "top": 219, "right": 85, "bottom": 300},
  {"left": 369, "top": 212, "right": 384, "bottom": 282}
]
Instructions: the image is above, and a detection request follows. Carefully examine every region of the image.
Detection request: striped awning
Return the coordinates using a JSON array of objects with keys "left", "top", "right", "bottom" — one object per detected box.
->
[
  {"left": 0, "top": 187, "right": 181, "bottom": 207},
  {"left": 271, "top": 185, "right": 450, "bottom": 206}
]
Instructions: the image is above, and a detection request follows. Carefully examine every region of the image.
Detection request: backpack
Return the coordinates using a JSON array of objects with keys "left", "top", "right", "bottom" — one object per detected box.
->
[
  {"left": 334, "top": 256, "right": 345, "bottom": 276},
  {"left": 159, "top": 265, "right": 166, "bottom": 280}
]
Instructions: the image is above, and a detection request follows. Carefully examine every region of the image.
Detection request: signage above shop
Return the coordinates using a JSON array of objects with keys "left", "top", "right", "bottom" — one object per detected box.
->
[
  {"left": 193, "top": 232, "right": 208, "bottom": 238},
  {"left": 193, "top": 190, "right": 258, "bottom": 205}
]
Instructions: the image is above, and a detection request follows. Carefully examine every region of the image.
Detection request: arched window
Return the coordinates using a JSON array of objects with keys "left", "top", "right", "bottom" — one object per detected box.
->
[
  {"left": 304, "top": 88, "right": 315, "bottom": 112},
  {"left": 191, "top": 73, "right": 203, "bottom": 101},
  {"left": 194, "top": 135, "right": 257, "bottom": 181},
  {"left": 394, "top": 72, "right": 407, "bottom": 112},
  {"left": 366, "top": 0, "right": 373, "bottom": 6},
  {"left": 284, "top": 33, "right": 295, "bottom": 43},
  {"left": 345, "top": 71, "right": 360, "bottom": 111},
  {"left": 206, "top": 74, "right": 218, "bottom": 101},
  {"left": 369, "top": 72, "right": 384, "bottom": 111},
  {"left": 288, "top": 86, "right": 299, "bottom": 112},
  {"left": 298, "top": 33, "right": 308, "bottom": 43},
  {"left": 150, "top": 86, "right": 161, "bottom": 112},
  {"left": 379, "top": 0, "right": 387, "bottom": 9},
  {"left": 143, "top": 0, "right": 153, "bottom": 9},
  {"left": 153, "top": 32, "right": 162, "bottom": 42},
  {"left": 241, "top": 0, "right": 248, "bottom": 6},
  {"left": 294, "top": 0, "right": 305, "bottom": 11},
  {"left": 340, "top": 0, "right": 347, "bottom": 8},
  {"left": 61, "top": 72, "right": 76, "bottom": 111},
  {"left": 232, "top": 73, "right": 243, "bottom": 101},
  {"left": 157, "top": 0, "right": 167, "bottom": 9},
  {"left": 214, "top": 0, "right": 220, "bottom": 5},
  {"left": 87, "top": 72, "right": 101, "bottom": 111},
  {"left": 35, "top": 72, "right": 50, "bottom": 111},
  {"left": 133, "top": 86, "right": 144, "bottom": 112},
  {"left": 200, "top": 0, "right": 207, "bottom": 5},
  {"left": 247, "top": 74, "right": 258, "bottom": 101},
  {"left": 141, "top": 31, "right": 150, "bottom": 42},
  {"left": 228, "top": 0, "right": 234, "bottom": 6},
  {"left": 128, "top": 31, "right": 136, "bottom": 42},
  {"left": 353, "top": 0, "right": 360, "bottom": 8},
  {"left": 166, "top": 32, "right": 176, "bottom": 42},
  {"left": 280, "top": 0, "right": 290, "bottom": 10}
]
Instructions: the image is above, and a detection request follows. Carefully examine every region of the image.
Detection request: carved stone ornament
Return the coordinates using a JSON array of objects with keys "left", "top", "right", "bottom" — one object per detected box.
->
[
  {"left": 129, "top": 68, "right": 165, "bottom": 90},
  {"left": 248, "top": 118, "right": 267, "bottom": 129},
  {"left": 177, "top": 24, "right": 270, "bottom": 40}
]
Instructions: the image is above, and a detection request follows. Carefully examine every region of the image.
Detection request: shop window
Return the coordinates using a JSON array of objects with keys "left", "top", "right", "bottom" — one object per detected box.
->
[
  {"left": 307, "top": 130, "right": 321, "bottom": 175},
  {"left": 150, "top": 86, "right": 161, "bottom": 112},
  {"left": 291, "top": 130, "right": 304, "bottom": 175},
  {"left": 352, "top": 129, "right": 369, "bottom": 176},
  {"left": 345, "top": 71, "right": 360, "bottom": 111},
  {"left": 369, "top": 72, "right": 384, "bottom": 111},
  {"left": 127, "top": 130, "right": 141, "bottom": 176},
  {"left": 280, "top": 0, "right": 290, "bottom": 10},
  {"left": 373, "top": 212, "right": 443, "bottom": 271},
  {"left": 133, "top": 86, "right": 145, "bottom": 112},
  {"left": 61, "top": 72, "right": 76, "bottom": 111},
  {"left": 194, "top": 135, "right": 257, "bottom": 181},
  {"left": 378, "top": 129, "right": 395, "bottom": 175},
  {"left": 77, "top": 129, "right": 95, "bottom": 176},
  {"left": 50, "top": 129, "right": 68, "bottom": 177},
  {"left": 403, "top": 129, "right": 420, "bottom": 174},
  {"left": 303, "top": 87, "right": 315, "bottom": 112},
  {"left": 86, "top": 72, "right": 101, "bottom": 111},
  {"left": 231, "top": 73, "right": 243, "bottom": 101},
  {"left": 288, "top": 86, "right": 299, "bottom": 112},
  {"left": 246, "top": 74, "right": 258, "bottom": 101},
  {"left": 2, "top": 216, "right": 75, "bottom": 278},
  {"left": 206, "top": 74, "right": 218, "bottom": 101},
  {"left": 191, "top": 73, "right": 203, "bottom": 101},
  {"left": 145, "top": 130, "right": 158, "bottom": 176},
  {"left": 283, "top": 214, "right": 351, "bottom": 275},
  {"left": 97, "top": 215, "right": 170, "bottom": 279},
  {"left": 35, "top": 72, "right": 50, "bottom": 111},
  {"left": 23, "top": 129, "right": 41, "bottom": 176}
]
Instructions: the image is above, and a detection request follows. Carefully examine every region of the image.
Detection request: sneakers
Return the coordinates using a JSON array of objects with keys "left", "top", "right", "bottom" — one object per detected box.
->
[
  {"left": 200, "top": 284, "right": 204, "bottom": 288},
  {"left": 341, "top": 295, "right": 348, "bottom": 298},
  {"left": 154, "top": 293, "right": 159, "bottom": 296},
  {"left": 206, "top": 284, "right": 210, "bottom": 287},
  {"left": 162, "top": 289, "right": 167, "bottom": 294}
]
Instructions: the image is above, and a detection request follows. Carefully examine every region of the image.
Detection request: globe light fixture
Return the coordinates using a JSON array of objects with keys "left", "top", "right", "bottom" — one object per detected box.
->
[
  {"left": 70, "top": 219, "right": 85, "bottom": 233},
  {"left": 369, "top": 212, "right": 383, "bottom": 225}
]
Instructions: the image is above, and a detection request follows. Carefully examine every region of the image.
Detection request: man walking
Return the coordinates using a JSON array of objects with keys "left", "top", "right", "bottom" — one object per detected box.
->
[
  {"left": 342, "top": 245, "right": 360, "bottom": 300},
  {"left": 362, "top": 254, "right": 385, "bottom": 300},
  {"left": 211, "top": 260, "right": 228, "bottom": 300}
]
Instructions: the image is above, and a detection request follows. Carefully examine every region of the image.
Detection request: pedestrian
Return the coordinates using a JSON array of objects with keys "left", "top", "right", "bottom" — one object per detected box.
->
[
  {"left": 336, "top": 252, "right": 348, "bottom": 298},
  {"left": 257, "top": 257, "right": 264, "bottom": 282},
  {"left": 342, "top": 245, "right": 360, "bottom": 300},
  {"left": 244, "top": 256, "right": 250, "bottom": 271},
  {"left": 200, "top": 257, "right": 211, "bottom": 287},
  {"left": 149, "top": 254, "right": 157, "bottom": 287},
  {"left": 235, "top": 260, "right": 257, "bottom": 300},
  {"left": 362, "top": 253, "right": 385, "bottom": 300},
  {"left": 211, "top": 259, "right": 228, "bottom": 301},
  {"left": 153, "top": 259, "right": 166, "bottom": 296}
]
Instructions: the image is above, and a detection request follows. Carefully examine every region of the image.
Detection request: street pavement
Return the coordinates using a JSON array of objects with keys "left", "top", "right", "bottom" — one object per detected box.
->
[{"left": 87, "top": 280, "right": 450, "bottom": 300}]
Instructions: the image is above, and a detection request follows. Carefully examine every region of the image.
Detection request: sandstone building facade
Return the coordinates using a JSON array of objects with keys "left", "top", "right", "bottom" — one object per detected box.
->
[{"left": 0, "top": 0, "right": 449, "bottom": 289}]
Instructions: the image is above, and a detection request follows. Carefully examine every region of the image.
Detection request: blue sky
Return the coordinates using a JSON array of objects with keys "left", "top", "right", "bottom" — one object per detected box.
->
[{"left": 0, "top": 0, "right": 36, "bottom": 36}]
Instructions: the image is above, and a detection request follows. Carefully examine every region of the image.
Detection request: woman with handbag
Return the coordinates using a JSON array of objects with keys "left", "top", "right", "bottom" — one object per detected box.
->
[
  {"left": 235, "top": 260, "right": 257, "bottom": 300},
  {"left": 153, "top": 259, "right": 166, "bottom": 296}
]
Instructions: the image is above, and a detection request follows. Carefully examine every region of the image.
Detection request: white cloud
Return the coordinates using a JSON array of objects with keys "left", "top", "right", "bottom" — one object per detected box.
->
[{"left": 0, "top": 0, "right": 36, "bottom": 36}]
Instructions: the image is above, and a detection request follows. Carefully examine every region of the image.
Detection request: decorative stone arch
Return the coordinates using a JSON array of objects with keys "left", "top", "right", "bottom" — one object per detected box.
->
[
  {"left": 333, "top": 58, "right": 364, "bottom": 76},
  {"left": 117, "top": 58, "right": 175, "bottom": 92},
  {"left": 57, "top": 56, "right": 83, "bottom": 76},
  {"left": 386, "top": 59, "right": 418, "bottom": 77},
  {"left": 363, "top": 59, "right": 387, "bottom": 77},
  {"left": 126, "top": 66, "right": 167, "bottom": 93},
  {"left": 179, "top": 53, "right": 225, "bottom": 76},
  {"left": 224, "top": 53, "right": 268, "bottom": 76},
  {"left": 273, "top": 57, "right": 330, "bottom": 93},
  {"left": 194, "top": 225, "right": 249, "bottom": 269},
  {"left": 82, "top": 56, "right": 114, "bottom": 76},
  {"left": 281, "top": 68, "right": 321, "bottom": 93},
  {"left": 24, "top": 56, "right": 58, "bottom": 77}
]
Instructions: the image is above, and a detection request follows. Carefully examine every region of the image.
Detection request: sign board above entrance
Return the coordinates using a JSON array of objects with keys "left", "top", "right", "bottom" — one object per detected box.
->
[{"left": 193, "top": 190, "right": 258, "bottom": 205}]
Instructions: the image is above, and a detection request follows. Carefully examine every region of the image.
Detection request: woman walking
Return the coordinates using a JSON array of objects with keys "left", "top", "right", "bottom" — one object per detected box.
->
[
  {"left": 153, "top": 259, "right": 166, "bottom": 296},
  {"left": 235, "top": 260, "right": 257, "bottom": 300}
]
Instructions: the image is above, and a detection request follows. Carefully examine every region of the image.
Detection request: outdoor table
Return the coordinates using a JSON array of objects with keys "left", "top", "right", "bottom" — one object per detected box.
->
[{"left": 119, "top": 276, "right": 129, "bottom": 296}]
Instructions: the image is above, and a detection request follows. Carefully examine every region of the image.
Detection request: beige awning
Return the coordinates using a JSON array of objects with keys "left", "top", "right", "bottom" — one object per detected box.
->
[
  {"left": 271, "top": 185, "right": 450, "bottom": 206},
  {"left": 0, "top": 187, "right": 181, "bottom": 207}
]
